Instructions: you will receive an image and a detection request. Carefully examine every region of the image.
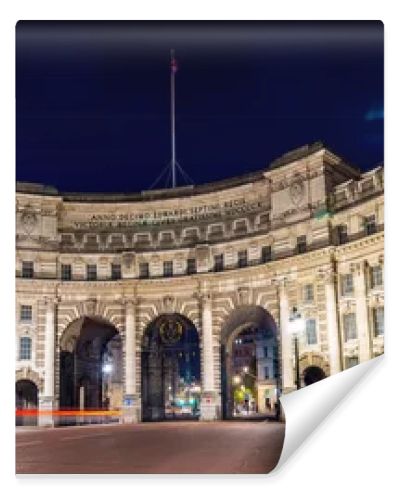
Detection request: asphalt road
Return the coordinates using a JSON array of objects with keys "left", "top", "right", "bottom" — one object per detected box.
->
[{"left": 16, "top": 420, "right": 285, "bottom": 474}]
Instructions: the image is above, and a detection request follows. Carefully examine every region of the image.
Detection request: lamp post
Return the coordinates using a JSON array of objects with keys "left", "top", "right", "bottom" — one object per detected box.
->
[{"left": 288, "top": 307, "right": 305, "bottom": 390}]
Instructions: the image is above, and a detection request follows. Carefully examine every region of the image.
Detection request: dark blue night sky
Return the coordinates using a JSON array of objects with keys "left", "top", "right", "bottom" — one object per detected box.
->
[{"left": 16, "top": 21, "right": 383, "bottom": 193}]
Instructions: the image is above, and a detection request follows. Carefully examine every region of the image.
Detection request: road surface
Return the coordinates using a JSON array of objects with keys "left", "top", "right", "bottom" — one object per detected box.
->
[{"left": 16, "top": 420, "right": 285, "bottom": 474}]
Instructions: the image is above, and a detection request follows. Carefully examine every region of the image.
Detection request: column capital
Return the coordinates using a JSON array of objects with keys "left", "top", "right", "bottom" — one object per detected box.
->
[
  {"left": 123, "top": 297, "right": 139, "bottom": 308},
  {"left": 317, "top": 267, "right": 337, "bottom": 284},
  {"left": 44, "top": 296, "right": 59, "bottom": 310},
  {"left": 195, "top": 291, "right": 212, "bottom": 306}
]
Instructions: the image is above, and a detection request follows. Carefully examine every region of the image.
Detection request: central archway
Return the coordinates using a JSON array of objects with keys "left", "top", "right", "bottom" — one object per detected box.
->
[
  {"left": 141, "top": 314, "right": 201, "bottom": 422},
  {"left": 59, "top": 316, "right": 122, "bottom": 425},
  {"left": 220, "top": 305, "right": 280, "bottom": 420}
]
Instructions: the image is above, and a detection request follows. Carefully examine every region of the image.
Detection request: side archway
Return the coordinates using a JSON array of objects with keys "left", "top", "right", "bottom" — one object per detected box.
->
[
  {"left": 16, "top": 379, "right": 38, "bottom": 426},
  {"left": 220, "top": 305, "right": 280, "bottom": 419},
  {"left": 299, "top": 352, "right": 330, "bottom": 387},
  {"left": 59, "top": 316, "right": 122, "bottom": 424}
]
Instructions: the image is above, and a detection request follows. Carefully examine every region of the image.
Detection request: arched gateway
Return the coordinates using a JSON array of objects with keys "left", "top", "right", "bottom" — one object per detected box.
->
[
  {"left": 220, "top": 306, "right": 280, "bottom": 419},
  {"left": 59, "top": 316, "right": 122, "bottom": 424},
  {"left": 141, "top": 314, "right": 201, "bottom": 421},
  {"left": 16, "top": 379, "right": 38, "bottom": 426},
  {"left": 16, "top": 145, "right": 384, "bottom": 426}
]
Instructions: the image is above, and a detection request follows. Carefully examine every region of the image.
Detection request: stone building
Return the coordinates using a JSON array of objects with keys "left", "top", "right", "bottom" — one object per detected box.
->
[{"left": 15, "top": 142, "right": 384, "bottom": 425}]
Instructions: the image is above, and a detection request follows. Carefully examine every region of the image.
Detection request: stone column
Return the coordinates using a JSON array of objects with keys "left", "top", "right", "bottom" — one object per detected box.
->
[
  {"left": 199, "top": 291, "right": 218, "bottom": 420},
  {"left": 39, "top": 297, "right": 56, "bottom": 426},
  {"left": 354, "top": 262, "right": 372, "bottom": 363},
  {"left": 278, "top": 279, "right": 295, "bottom": 392},
  {"left": 324, "top": 268, "right": 342, "bottom": 375},
  {"left": 122, "top": 298, "right": 139, "bottom": 423}
]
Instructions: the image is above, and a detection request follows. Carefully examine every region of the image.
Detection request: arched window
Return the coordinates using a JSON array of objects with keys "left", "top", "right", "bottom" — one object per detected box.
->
[{"left": 19, "top": 337, "right": 32, "bottom": 360}]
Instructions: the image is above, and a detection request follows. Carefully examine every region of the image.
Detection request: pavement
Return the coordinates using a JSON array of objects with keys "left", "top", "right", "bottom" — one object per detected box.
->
[{"left": 16, "top": 420, "right": 285, "bottom": 474}]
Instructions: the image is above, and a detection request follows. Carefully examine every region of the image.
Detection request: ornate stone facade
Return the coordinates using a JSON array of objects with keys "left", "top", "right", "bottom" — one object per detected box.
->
[{"left": 15, "top": 142, "right": 384, "bottom": 425}]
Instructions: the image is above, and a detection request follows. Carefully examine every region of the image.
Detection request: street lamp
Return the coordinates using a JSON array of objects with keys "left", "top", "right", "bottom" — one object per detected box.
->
[
  {"left": 288, "top": 307, "right": 305, "bottom": 390},
  {"left": 232, "top": 375, "right": 241, "bottom": 385}
]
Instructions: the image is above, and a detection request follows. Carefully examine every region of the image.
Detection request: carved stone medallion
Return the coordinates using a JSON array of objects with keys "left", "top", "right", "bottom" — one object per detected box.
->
[
  {"left": 159, "top": 318, "right": 183, "bottom": 345},
  {"left": 20, "top": 210, "right": 38, "bottom": 235},
  {"left": 289, "top": 175, "right": 305, "bottom": 206}
]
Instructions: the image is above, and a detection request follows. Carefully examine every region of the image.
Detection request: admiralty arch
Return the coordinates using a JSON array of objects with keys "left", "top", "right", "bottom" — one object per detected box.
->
[{"left": 15, "top": 142, "right": 384, "bottom": 425}]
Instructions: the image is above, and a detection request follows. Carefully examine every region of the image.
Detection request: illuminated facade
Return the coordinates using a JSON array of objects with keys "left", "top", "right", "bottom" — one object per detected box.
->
[{"left": 15, "top": 142, "right": 384, "bottom": 425}]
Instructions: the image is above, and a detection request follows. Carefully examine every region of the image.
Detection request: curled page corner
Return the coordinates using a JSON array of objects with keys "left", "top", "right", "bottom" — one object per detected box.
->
[{"left": 275, "top": 355, "right": 384, "bottom": 471}]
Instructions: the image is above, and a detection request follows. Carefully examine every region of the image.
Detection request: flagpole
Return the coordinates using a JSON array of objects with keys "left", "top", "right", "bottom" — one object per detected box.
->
[{"left": 170, "top": 49, "right": 176, "bottom": 188}]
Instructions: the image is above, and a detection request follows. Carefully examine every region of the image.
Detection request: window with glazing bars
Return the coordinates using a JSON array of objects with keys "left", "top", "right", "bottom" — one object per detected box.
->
[
  {"left": 297, "top": 235, "right": 307, "bottom": 254},
  {"left": 341, "top": 274, "right": 354, "bottom": 295},
  {"left": 19, "top": 337, "right": 32, "bottom": 360},
  {"left": 22, "top": 261, "right": 34, "bottom": 278},
  {"left": 261, "top": 246, "right": 272, "bottom": 263},
  {"left": 111, "top": 264, "right": 122, "bottom": 280},
  {"left": 365, "top": 215, "right": 377, "bottom": 235},
  {"left": 20, "top": 305, "right": 32, "bottom": 322},
  {"left": 306, "top": 318, "right": 317, "bottom": 344},
  {"left": 304, "top": 284, "right": 314, "bottom": 303},
  {"left": 187, "top": 258, "right": 197, "bottom": 275},
  {"left": 61, "top": 264, "right": 72, "bottom": 281},
  {"left": 338, "top": 224, "right": 348, "bottom": 244},
  {"left": 163, "top": 261, "right": 173, "bottom": 277},
  {"left": 214, "top": 254, "right": 224, "bottom": 272},
  {"left": 373, "top": 307, "right": 384, "bottom": 336},
  {"left": 139, "top": 262, "right": 149, "bottom": 278},
  {"left": 238, "top": 250, "right": 248, "bottom": 268},
  {"left": 86, "top": 264, "right": 97, "bottom": 281},
  {"left": 371, "top": 266, "right": 383, "bottom": 288},
  {"left": 343, "top": 313, "right": 357, "bottom": 341}
]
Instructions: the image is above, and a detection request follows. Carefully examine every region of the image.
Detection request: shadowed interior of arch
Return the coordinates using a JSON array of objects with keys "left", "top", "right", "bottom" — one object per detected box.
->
[
  {"left": 59, "top": 316, "right": 122, "bottom": 424},
  {"left": 141, "top": 313, "right": 201, "bottom": 422}
]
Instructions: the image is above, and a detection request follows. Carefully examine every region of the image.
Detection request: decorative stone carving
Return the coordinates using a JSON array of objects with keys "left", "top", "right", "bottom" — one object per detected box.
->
[
  {"left": 162, "top": 295, "right": 175, "bottom": 313},
  {"left": 84, "top": 298, "right": 97, "bottom": 317},
  {"left": 20, "top": 209, "right": 38, "bottom": 235},
  {"left": 237, "top": 286, "right": 252, "bottom": 305},
  {"left": 289, "top": 174, "right": 305, "bottom": 206},
  {"left": 122, "top": 252, "right": 135, "bottom": 269}
]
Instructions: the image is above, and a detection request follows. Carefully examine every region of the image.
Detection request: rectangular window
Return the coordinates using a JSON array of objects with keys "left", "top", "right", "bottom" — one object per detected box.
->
[
  {"left": 365, "top": 215, "right": 377, "bottom": 236},
  {"left": 238, "top": 250, "right": 248, "bottom": 268},
  {"left": 86, "top": 264, "right": 97, "bottom": 281},
  {"left": 303, "top": 284, "right": 314, "bottom": 303},
  {"left": 20, "top": 305, "right": 32, "bottom": 322},
  {"left": 343, "top": 313, "right": 357, "bottom": 341},
  {"left": 111, "top": 264, "right": 122, "bottom": 280},
  {"left": 345, "top": 356, "right": 359, "bottom": 369},
  {"left": 19, "top": 337, "right": 32, "bottom": 360},
  {"left": 264, "top": 366, "right": 270, "bottom": 379},
  {"left": 163, "top": 261, "right": 173, "bottom": 277},
  {"left": 61, "top": 264, "right": 72, "bottom": 281},
  {"left": 139, "top": 262, "right": 149, "bottom": 279},
  {"left": 187, "top": 258, "right": 197, "bottom": 275},
  {"left": 214, "top": 254, "right": 224, "bottom": 272},
  {"left": 338, "top": 224, "right": 348, "bottom": 244},
  {"left": 306, "top": 319, "right": 317, "bottom": 344},
  {"left": 22, "top": 261, "right": 34, "bottom": 278},
  {"left": 261, "top": 246, "right": 272, "bottom": 263},
  {"left": 374, "top": 307, "right": 384, "bottom": 336},
  {"left": 341, "top": 274, "right": 354, "bottom": 295},
  {"left": 297, "top": 235, "right": 307, "bottom": 254},
  {"left": 371, "top": 266, "right": 383, "bottom": 288},
  {"left": 263, "top": 346, "right": 268, "bottom": 358}
]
